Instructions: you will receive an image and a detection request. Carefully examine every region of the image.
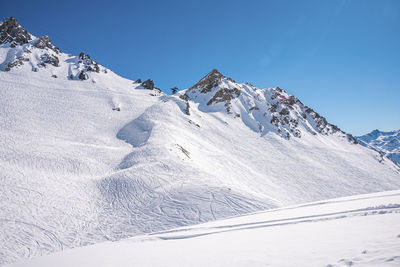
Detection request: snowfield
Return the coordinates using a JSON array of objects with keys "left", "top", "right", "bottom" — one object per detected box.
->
[
  {"left": 1, "top": 17, "right": 400, "bottom": 265},
  {"left": 8, "top": 190, "right": 400, "bottom": 267}
]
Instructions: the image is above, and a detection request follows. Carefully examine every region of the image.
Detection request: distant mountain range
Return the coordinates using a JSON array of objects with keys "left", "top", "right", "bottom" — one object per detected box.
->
[
  {"left": 1, "top": 17, "right": 399, "bottom": 265},
  {"left": 357, "top": 129, "right": 400, "bottom": 165}
]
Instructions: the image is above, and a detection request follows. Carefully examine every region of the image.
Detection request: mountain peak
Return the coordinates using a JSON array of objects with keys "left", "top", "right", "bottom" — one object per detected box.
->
[
  {"left": 189, "top": 69, "right": 227, "bottom": 92},
  {"left": 205, "top": 68, "right": 223, "bottom": 79},
  {"left": 0, "top": 17, "right": 32, "bottom": 46}
]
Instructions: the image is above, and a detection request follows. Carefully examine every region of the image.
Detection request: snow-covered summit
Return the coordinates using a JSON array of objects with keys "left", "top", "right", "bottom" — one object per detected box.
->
[
  {"left": 183, "top": 69, "right": 357, "bottom": 142},
  {"left": 357, "top": 129, "right": 400, "bottom": 164}
]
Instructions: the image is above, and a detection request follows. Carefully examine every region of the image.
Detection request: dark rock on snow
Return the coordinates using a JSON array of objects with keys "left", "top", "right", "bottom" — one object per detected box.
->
[{"left": 0, "top": 17, "right": 31, "bottom": 45}]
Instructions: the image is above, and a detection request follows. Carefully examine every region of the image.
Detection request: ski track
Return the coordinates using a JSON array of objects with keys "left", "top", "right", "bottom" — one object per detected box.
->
[
  {"left": 7, "top": 191, "right": 400, "bottom": 267},
  {"left": 155, "top": 205, "right": 400, "bottom": 240}
]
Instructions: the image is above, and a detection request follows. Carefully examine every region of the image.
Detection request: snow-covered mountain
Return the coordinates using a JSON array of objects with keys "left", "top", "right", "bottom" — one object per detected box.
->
[
  {"left": 357, "top": 130, "right": 400, "bottom": 165},
  {"left": 182, "top": 69, "right": 358, "bottom": 142},
  {"left": 1, "top": 17, "right": 399, "bottom": 265}
]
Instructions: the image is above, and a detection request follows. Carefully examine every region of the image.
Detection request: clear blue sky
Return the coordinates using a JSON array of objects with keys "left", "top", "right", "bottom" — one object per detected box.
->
[{"left": 2, "top": 0, "right": 399, "bottom": 135}]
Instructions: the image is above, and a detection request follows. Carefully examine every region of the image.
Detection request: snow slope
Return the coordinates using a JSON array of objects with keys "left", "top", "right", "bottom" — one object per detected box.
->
[
  {"left": 1, "top": 17, "right": 400, "bottom": 265},
  {"left": 357, "top": 129, "right": 400, "bottom": 165},
  {"left": 8, "top": 190, "right": 400, "bottom": 267}
]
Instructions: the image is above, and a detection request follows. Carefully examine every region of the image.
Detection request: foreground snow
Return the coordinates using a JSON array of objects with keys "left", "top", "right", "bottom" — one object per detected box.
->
[{"left": 9, "top": 190, "right": 400, "bottom": 267}]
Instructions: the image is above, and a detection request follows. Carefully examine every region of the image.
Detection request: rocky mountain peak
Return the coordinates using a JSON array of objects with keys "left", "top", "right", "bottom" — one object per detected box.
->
[
  {"left": 203, "top": 68, "right": 223, "bottom": 80},
  {"left": 0, "top": 17, "right": 32, "bottom": 46},
  {"left": 189, "top": 68, "right": 226, "bottom": 93},
  {"left": 180, "top": 70, "right": 358, "bottom": 143}
]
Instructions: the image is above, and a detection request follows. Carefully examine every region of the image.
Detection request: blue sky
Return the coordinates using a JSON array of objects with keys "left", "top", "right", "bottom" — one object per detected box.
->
[{"left": 2, "top": 0, "right": 399, "bottom": 135}]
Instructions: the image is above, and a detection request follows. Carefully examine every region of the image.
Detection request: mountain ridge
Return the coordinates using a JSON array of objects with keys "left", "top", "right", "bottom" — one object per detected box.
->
[
  {"left": 357, "top": 129, "right": 400, "bottom": 165},
  {"left": 1, "top": 17, "right": 399, "bottom": 265},
  {"left": 183, "top": 68, "right": 358, "bottom": 142}
]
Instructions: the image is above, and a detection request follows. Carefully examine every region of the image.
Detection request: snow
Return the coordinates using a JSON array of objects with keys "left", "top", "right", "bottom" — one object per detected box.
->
[
  {"left": 8, "top": 190, "right": 400, "bottom": 267},
  {"left": 357, "top": 130, "right": 400, "bottom": 165},
  {"left": 1, "top": 21, "right": 400, "bottom": 265}
]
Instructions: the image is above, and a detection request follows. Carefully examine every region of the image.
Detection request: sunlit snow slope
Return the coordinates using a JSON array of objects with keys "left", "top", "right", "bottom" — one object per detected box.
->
[
  {"left": 9, "top": 190, "right": 400, "bottom": 267},
  {"left": 1, "top": 17, "right": 400, "bottom": 265}
]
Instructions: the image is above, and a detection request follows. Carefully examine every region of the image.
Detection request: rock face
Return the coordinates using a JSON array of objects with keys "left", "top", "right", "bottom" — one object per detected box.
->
[
  {"left": 33, "top": 35, "right": 60, "bottom": 53},
  {"left": 0, "top": 17, "right": 107, "bottom": 79},
  {"left": 357, "top": 129, "right": 400, "bottom": 165},
  {"left": 190, "top": 69, "right": 224, "bottom": 93},
  {"left": 183, "top": 69, "right": 358, "bottom": 142},
  {"left": 76, "top": 52, "right": 103, "bottom": 75},
  {"left": 0, "top": 17, "right": 32, "bottom": 45},
  {"left": 78, "top": 70, "right": 88, "bottom": 80},
  {"left": 4, "top": 55, "right": 29, "bottom": 71},
  {"left": 207, "top": 87, "right": 241, "bottom": 106},
  {"left": 40, "top": 53, "right": 59, "bottom": 67},
  {"left": 141, "top": 79, "right": 155, "bottom": 90}
]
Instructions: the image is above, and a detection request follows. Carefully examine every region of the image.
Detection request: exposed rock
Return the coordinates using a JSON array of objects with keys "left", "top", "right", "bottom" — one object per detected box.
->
[
  {"left": 33, "top": 35, "right": 60, "bottom": 53},
  {"left": 347, "top": 134, "right": 358, "bottom": 144},
  {"left": 40, "top": 53, "right": 59, "bottom": 67},
  {"left": 207, "top": 87, "right": 241, "bottom": 106},
  {"left": 141, "top": 79, "right": 154, "bottom": 90},
  {"left": 4, "top": 56, "right": 30, "bottom": 71},
  {"left": 76, "top": 52, "right": 103, "bottom": 73},
  {"left": 0, "top": 17, "right": 31, "bottom": 45},
  {"left": 176, "top": 144, "right": 190, "bottom": 158},
  {"left": 190, "top": 69, "right": 223, "bottom": 93},
  {"left": 184, "top": 102, "right": 190, "bottom": 115},
  {"left": 78, "top": 71, "right": 88, "bottom": 80},
  {"left": 279, "top": 108, "right": 289, "bottom": 116},
  {"left": 179, "top": 93, "right": 189, "bottom": 101},
  {"left": 188, "top": 120, "right": 200, "bottom": 128},
  {"left": 249, "top": 106, "right": 259, "bottom": 111}
]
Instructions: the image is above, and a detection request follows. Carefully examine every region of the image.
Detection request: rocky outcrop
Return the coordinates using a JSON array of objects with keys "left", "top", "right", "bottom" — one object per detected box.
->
[
  {"left": 265, "top": 87, "right": 358, "bottom": 141},
  {"left": 0, "top": 17, "right": 110, "bottom": 79},
  {"left": 33, "top": 35, "right": 60, "bottom": 53},
  {"left": 0, "top": 17, "right": 31, "bottom": 46},
  {"left": 184, "top": 69, "right": 241, "bottom": 114},
  {"left": 190, "top": 69, "right": 223, "bottom": 93},
  {"left": 141, "top": 79, "right": 155, "bottom": 90},
  {"left": 207, "top": 88, "right": 241, "bottom": 106},
  {"left": 40, "top": 53, "right": 59, "bottom": 67},
  {"left": 184, "top": 69, "right": 358, "bottom": 143},
  {"left": 4, "top": 56, "right": 29, "bottom": 71},
  {"left": 78, "top": 71, "right": 88, "bottom": 80},
  {"left": 77, "top": 52, "right": 103, "bottom": 74}
]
